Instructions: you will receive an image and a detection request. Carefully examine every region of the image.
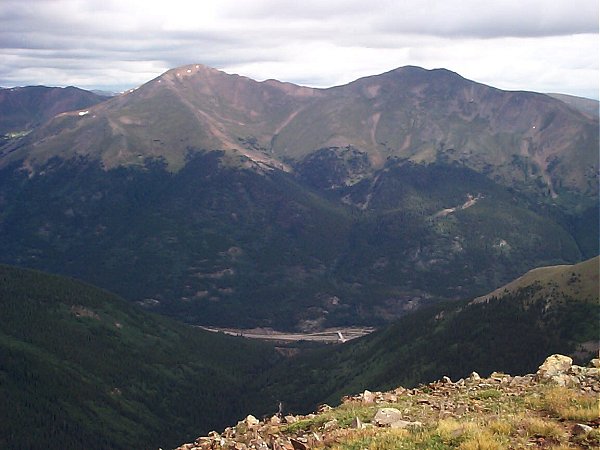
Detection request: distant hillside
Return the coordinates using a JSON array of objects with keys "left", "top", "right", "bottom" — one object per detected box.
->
[
  {"left": 547, "top": 93, "right": 599, "bottom": 119},
  {"left": 0, "top": 86, "right": 108, "bottom": 135},
  {"left": 0, "top": 265, "right": 280, "bottom": 450},
  {"left": 266, "top": 257, "right": 599, "bottom": 412},
  {"left": 475, "top": 256, "right": 599, "bottom": 304}
]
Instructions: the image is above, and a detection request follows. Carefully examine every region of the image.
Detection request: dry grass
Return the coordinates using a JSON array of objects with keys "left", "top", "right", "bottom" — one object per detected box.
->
[
  {"left": 537, "top": 385, "right": 600, "bottom": 421},
  {"left": 458, "top": 430, "right": 504, "bottom": 450},
  {"left": 521, "top": 416, "right": 567, "bottom": 440}
]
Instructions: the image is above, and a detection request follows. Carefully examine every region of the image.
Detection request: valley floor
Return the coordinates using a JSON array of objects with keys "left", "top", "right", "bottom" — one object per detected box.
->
[{"left": 197, "top": 326, "right": 376, "bottom": 343}]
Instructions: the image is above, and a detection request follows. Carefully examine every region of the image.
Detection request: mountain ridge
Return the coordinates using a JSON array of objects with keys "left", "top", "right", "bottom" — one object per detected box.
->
[{"left": 2, "top": 64, "right": 597, "bottom": 199}]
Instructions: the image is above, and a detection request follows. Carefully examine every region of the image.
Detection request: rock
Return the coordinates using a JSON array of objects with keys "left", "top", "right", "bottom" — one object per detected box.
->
[
  {"left": 323, "top": 419, "right": 338, "bottom": 431},
  {"left": 270, "top": 415, "right": 281, "bottom": 425},
  {"left": 290, "top": 438, "right": 307, "bottom": 450},
  {"left": 490, "top": 371, "right": 510, "bottom": 381},
  {"left": 590, "top": 358, "right": 600, "bottom": 369},
  {"left": 350, "top": 416, "right": 364, "bottom": 429},
  {"left": 317, "top": 404, "right": 332, "bottom": 413},
  {"left": 362, "top": 390, "right": 375, "bottom": 403},
  {"left": 572, "top": 423, "right": 593, "bottom": 436},
  {"left": 390, "top": 420, "right": 423, "bottom": 429},
  {"left": 245, "top": 415, "right": 260, "bottom": 427},
  {"left": 586, "top": 367, "right": 600, "bottom": 378},
  {"left": 284, "top": 415, "right": 298, "bottom": 424},
  {"left": 373, "top": 408, "right": 403, "bottom": 426},
  {"left": 441, "top": 376, "right": 452, "bottom": 384},
  {"left": 382, "top": 392, "right": 398, "bottom": 402},
  {"left": 455, "top": 405, "right": 467, "bottom": 416},
  {"left": 536, "top": 354, "right": 573, "bottom": 382},
  {"left": 469, "top": 372, "right": 481, "bottom": 381}
]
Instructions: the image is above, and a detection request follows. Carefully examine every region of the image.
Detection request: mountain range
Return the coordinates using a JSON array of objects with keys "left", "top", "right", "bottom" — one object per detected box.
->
[{"left": 0, "top": 65, "right": 597, "bottom": 331}]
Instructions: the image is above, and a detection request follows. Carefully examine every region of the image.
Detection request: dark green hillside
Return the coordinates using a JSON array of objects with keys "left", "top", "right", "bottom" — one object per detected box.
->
[
  {"left": 0, "top": 265, "right": 280, "bottom": 450},
  {"left": 268, "top": 257, "right": 600, "bottom": 414},
  {"left": 0, "top": 151, "right": 590, "bottom": 330}
]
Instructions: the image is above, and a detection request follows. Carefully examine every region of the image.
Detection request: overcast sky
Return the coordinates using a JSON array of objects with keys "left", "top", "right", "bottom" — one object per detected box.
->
[{"left": 1, "top": 0, "right": 598, "bottom": 99}]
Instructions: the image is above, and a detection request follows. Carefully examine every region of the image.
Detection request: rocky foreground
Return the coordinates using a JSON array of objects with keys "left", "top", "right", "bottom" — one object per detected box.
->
[{"left": 173, "top": 355, "right": 599, "bottom": 450}]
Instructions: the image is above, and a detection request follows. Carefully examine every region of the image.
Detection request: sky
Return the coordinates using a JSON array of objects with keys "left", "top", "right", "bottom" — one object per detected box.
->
[{"left": 1, "top": 0, "right": 598, "bottom": 99}]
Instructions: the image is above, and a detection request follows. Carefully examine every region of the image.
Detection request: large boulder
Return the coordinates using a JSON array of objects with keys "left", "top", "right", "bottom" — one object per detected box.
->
[{"left": 535, "top": 354, "right": 576, "bottom": 386}]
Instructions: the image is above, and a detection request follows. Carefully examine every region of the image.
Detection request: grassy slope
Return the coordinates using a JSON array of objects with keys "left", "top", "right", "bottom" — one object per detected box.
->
[
  {"left": 176, "top": 370, "right": 600, "bottom": 450},
  {"left": 267, "top": 257, "right": 599, "bottom": 413},
  {"left": 475, "top": 256, "right": 599, "bottom": 303},
  {"left": 0, "top": 265, "right": 280, "bottom": 450}
]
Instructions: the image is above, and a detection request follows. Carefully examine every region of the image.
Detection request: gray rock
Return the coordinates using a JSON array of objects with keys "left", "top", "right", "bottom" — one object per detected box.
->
[
  {"left": 362, "top": 389, "right": 375, "bottom": 403},
  {"left": 572, "top": 423, "right": 593, "bottom": 436},
  {"left": 536, "top": 354, "right": 573, "bottom": 382},
  {"left": 290, "top": 438, "right": 307, "bottom": 450},
  {"left": 469, "top": 372, "right": 481, "bottom": 381},
  {"left": 244, "top": 415, "right": 260, "bottom": 427},
  {"left": 323, "top": 419, "right": 338, "bottom": 431},
  {"left": 350, "top": 416, "right": 364, "bottom": 429},
  {"left": 373, "top": 408, "right": 403, "bottom": 426}
]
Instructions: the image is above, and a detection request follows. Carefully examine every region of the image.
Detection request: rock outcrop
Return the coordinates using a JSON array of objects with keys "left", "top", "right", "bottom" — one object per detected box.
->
[{"left": 174, "top": 354, "right": 599, "bottom": 450}]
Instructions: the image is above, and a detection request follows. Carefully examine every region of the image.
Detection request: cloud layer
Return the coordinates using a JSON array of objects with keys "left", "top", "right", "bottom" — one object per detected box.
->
[{"left": 1, "top": 0, "right": 598, "bottom": 98}]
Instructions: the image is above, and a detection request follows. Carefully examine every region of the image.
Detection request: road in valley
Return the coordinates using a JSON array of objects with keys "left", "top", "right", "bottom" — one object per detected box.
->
[{"left": 198, "top": 326, "right": 376, "bottom": 343}]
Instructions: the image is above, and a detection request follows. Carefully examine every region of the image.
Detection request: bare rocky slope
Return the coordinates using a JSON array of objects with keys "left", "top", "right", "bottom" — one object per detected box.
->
[
  {"left": 2, "top": 65, "right": 597, "bottom": 199},
  {"left": 174, "top": 354, "right": 600, "bottom": 450}
]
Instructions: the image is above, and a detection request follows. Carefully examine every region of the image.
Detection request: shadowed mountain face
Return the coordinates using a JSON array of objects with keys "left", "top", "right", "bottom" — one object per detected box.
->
[
  {"left": 0, "top": 65, "right": 597, "bottom": 330},
  {"left": 0, "top": 264, "right": 280, "bottom": 450},
  {"left": 0, "top": 85, "right": 109, "bottom": 135}
]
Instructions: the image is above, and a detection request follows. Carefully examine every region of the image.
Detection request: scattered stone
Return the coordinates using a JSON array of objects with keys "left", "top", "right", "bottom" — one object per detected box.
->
[
  {"left": 350, "top": 416, "right": 364, "bottom": 429},
  {"left": 290, "top": 438, "right": 307, "bottom": 450},
  {"left": 270, "top": 415, "right": 281, "bottom": 425},
  {"left": 245, "top": 415, "right": 260, "bottom": 427},
  {"left": 317, "top": 404, "right": 332, "bottom": 413},
  {"left": 362, "top": 390, "right": 375, "bottom": 403},
  {"left": 572, "top": 423, "right": 593, "bottom": 436},
  {"left": 390, "top": 420, "right": 422, "bottom": 429},
  {"left": 173, "top": 354, "right": 598, "bottom": 450},
  {"left": 382, "top": 392, "right": 398, "bottom": 402},
  {"left": 373, "top": 408, "right": 403, "bottom": 426},
  {"left": 490, "top": 371, "right": 510, "bottom": 382},
  {"left": 323, "top": 419, "right": 338, "bottom": 431},
  {"left": 455, "top": 405, "right": 467, "bottom": 416}
]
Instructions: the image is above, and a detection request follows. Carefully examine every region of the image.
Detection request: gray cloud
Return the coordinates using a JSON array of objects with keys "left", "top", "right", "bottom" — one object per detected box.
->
[{"left": 0, "top": 0, "right": 597, "bottom": 98}]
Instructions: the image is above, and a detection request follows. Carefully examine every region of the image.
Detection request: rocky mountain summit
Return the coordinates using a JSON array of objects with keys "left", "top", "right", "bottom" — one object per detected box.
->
[{"left": 174, "top": 354, "right": 600, "bottom": 450}]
